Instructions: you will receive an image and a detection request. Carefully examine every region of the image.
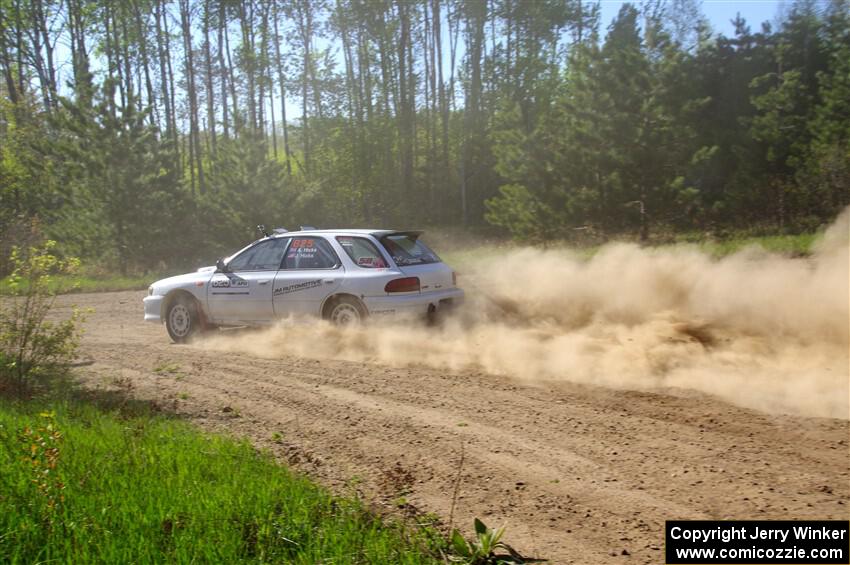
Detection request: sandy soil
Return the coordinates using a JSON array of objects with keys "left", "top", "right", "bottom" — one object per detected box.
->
[{"left": 59, "top": 290, "right": 849, "bottom": 564}]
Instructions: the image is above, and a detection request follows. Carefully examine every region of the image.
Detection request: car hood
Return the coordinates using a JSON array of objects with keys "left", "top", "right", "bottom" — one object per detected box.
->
[{"left": 151, "top": 270, "right": 212, "bottom": 293}]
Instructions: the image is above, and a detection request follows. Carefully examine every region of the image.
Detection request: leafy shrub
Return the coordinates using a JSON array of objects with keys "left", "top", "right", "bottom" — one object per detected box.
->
[
  {"left": 0, "top": 241, "right": 83, "bottom": 390},
  {"left": 485, "top": 184, "right": 552, "bottom": 243},
  {"left": 450, "top": 518, "right": 523, "bottom": 564},
  {"left": 12, "top": 411, "right": 66, "bottom": 528}
]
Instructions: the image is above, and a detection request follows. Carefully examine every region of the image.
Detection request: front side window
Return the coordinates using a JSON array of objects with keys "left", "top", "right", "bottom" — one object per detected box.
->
[
  {"left": 283, "top": 237, "right": 340, "bottom": 270},
  {"left": 336, "top": 236, "right": 388, "bottom": 268},
  {"left": 379, "top": 234, "right": 441, "bottom": 266},
  {"left": 227, "top": 238, "right": 289, "bottom": 271}
]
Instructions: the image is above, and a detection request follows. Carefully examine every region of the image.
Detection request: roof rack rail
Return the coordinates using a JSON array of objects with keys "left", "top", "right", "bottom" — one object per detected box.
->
[
  {"left": 300, "top": 225, "right": 317, "bottom": 231},
  {"left": 272, "top": 227, "right": 288, "bottom": 234}
]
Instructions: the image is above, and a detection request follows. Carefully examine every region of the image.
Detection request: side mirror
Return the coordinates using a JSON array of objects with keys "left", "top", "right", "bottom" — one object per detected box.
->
[{"left": 215, "top": 257, "right": 229, "bottom": 273}]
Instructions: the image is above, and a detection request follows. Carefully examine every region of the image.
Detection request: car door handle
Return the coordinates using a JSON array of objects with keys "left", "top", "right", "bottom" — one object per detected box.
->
[
  {"left": 258, "top": 279, "right": 270, "bottom": 285},
  {"left": 323, "top": 279, "right": 337, "bottom": 284}
]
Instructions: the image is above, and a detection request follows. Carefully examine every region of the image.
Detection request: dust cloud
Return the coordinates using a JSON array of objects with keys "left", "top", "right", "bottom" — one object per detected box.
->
[{"left": 202, "top": 210, "right": 850, "bottom": 419}]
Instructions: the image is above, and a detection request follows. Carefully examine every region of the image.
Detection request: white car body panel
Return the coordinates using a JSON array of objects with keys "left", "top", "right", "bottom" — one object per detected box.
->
[
  {"left": 207, "top": 271, "right": 277, "bottom": 323},
  {"left": 143, "top": 229, "right": 464, "bottom": 333},
  {"left": 143, "top": 270, "right": 212, "bottom": 322},
  {"left": 272, "top": 269, "right": 343, "bottom": 318}
]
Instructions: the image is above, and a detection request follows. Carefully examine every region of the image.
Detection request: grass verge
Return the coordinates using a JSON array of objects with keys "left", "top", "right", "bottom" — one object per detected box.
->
[
  {"left": 0, "top": 385, "right": 443, "bottom": 564},
  {"left": 0, "top": 273, "right": 157, "bottom": 296},
  {"left": 685, "top": 232, "right": 821, "bottom": 257},
  {"left": 441, "top": 231, "right": 821, "bottom": 269},
  {"left": 1, "top": 233, "right": 820, "bottom": 296}
]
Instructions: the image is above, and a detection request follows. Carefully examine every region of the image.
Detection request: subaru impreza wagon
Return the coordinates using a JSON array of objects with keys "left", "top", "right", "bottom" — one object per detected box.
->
[{"left": 143, "top": 229, "right": 463, "bottom": 342}]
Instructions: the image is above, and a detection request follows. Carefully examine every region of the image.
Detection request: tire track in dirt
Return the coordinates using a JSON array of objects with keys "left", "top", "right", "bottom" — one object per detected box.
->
[{"left": 64, "top": 291, "right": 850, "bottom": 564}]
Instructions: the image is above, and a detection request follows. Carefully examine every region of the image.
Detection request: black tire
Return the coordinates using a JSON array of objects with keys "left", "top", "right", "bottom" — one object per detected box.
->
[
  {"left": 165, "top": 295, "right": 201, "bottom": 343},
  {"left": 326, "top": 296, "right": 367, "bottom": 327}
]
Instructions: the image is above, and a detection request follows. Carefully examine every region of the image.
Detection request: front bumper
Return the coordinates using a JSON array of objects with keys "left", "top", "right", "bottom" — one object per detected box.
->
[
  {"left": 143, "top": 294, "right": 164, "bottom": 323},
  {"left": 363, "top": 288, "right": 464, "bottom": 317}
]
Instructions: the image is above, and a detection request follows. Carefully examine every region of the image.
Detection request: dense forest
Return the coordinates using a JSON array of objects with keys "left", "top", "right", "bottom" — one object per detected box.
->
[{"left": 1, "top": 0, "right": 848, "bottom": 272}]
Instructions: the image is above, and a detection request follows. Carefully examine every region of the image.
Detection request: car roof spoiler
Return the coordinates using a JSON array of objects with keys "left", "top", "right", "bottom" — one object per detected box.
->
[{"left": 383, "top": 230, "right": 424, "bottom": 240}]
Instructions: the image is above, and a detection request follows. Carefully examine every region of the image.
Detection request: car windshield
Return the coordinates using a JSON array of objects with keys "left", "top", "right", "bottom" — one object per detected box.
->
[{"left": 379, "top": 234, "right": 440, "bottom": 266}]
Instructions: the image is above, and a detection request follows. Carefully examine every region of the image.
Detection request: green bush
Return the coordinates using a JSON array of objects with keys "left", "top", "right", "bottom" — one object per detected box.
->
[
  {"left": 484, "top": 184, "right": 555, "bottom": 243},
  {"left": 450, "top": 518, "right": 522, "bottom": 564},
  {"left": 0, "top": 241, "right": 83, "bottom": 390}
]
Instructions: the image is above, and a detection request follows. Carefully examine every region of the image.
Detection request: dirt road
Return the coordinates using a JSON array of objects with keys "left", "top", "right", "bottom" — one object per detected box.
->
[{"left": 60, "top": 290, "right": 849, "bottom": 564}]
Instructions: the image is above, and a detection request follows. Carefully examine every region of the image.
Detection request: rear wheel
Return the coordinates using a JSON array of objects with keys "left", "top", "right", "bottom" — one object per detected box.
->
[
  {"left": 327, "top": 296, "right": 366, "bottom": 327},
  {"left": 165, "top": 295, "right": 201, "bottom": 343}
]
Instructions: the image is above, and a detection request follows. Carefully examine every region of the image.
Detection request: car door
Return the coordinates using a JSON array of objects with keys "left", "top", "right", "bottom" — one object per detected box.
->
[
  {"left": 273, "top": 236, "right": 343, "bottom": 317},
  {"left": 207, "top": 237, "right": 289, "bottom": 324}
]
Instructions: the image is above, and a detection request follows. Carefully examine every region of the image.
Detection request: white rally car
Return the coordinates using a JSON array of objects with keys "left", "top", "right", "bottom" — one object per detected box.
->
[{"left": 143, "top": 228, "right": 463, "bottom": 342}]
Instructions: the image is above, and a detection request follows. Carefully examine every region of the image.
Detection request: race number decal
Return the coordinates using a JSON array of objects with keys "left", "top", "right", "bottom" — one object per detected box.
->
[{"left": 211, "top": 277, "right": 248, "bottom": 288}]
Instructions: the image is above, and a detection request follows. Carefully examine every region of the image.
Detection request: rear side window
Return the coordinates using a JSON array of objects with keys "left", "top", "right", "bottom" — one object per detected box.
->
[
  {"left": 283, "top": 238, "right": 340, "bottom": 270},
  {"left": 380, "top": 234, "right": 440, "bottom": 266},
  {"left": 337, "top": 236, "right": 388, "bottom": 268}
]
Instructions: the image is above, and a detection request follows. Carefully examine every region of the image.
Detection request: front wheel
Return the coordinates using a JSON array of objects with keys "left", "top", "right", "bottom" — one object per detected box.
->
[
  {"left": 165, "top": 296, "right": 201, "bottom": 343},
  {"left": 327, "top": 297, "right": 366, "bottom": 327}
]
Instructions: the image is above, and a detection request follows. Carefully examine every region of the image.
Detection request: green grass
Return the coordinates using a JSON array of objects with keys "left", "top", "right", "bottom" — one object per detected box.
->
[
  {"left": 0, "top": 390, "right": 443, "bottom": 564},
  {"left": 0, "top": 272, "right": 157, "bottom": 296},
  {"left": 441, "top": 232, "right": 821, "bottom": 271},
  {"left": 684, "top": 232, "right": 821, "bottom": 257}
]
